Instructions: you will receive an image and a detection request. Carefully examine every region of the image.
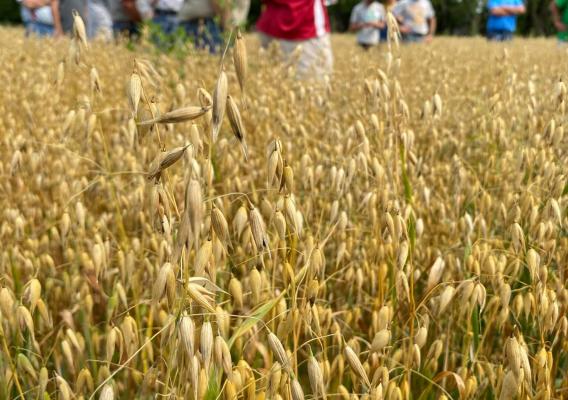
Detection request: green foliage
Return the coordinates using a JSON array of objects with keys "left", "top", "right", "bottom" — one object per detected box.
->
[
  {"left": 147, "top": 20, "right": 189, "bottom": 56},
  {"left": 0, "top": 0, "right": 21, "bottom": 23}
]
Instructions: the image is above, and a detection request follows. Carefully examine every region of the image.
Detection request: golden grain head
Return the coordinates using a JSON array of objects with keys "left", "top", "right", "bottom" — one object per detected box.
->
[{"left": 1, "top": 28, "right": 566, "bottom": 400}]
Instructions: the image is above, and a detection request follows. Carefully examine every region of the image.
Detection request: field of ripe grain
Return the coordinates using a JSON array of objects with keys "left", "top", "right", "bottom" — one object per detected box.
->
[{"left": 0, "top": 25, "right": 567, "bottom": 399}]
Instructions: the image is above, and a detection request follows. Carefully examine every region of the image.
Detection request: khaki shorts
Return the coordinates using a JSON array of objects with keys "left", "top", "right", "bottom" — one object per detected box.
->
[{"left": 259, "top": 32, "right": 333, "bottom": 79}]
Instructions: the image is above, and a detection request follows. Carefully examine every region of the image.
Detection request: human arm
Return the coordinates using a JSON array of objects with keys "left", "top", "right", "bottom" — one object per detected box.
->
[
  {"left": 50, "top": 0, "right": 64, "bottom": 36},
  {"left": 348, "top": 7, "right": 364, "bottom": 31},
  {"left": 551, "top": 0, "right": 568, "bottom": 31},
  {"left": 488, "top": 0, "right": 525, "bottom": 15},
  {"left": 349, "top": 22, "right": 363, "bottom": 31},
  {"left": 391, "top": 3, "right": 411, "bottom": 32},
  {"left": 425, "top": 16, "right": 436, "bottom": 41},
  {"left": 503, "top": 3, "right": 525, "bottom": 14},
  {"left": 22, "top": 0, "right": 50, "bottom": 8},
  {"left": 374, "top": 20, "right": 386, "bottom": 29},
  {"left": 489, "top": 7, "right": 510, "bottom": 15},
  {"left": 423, "top": 1, "right": 435, "bottom": 42}
]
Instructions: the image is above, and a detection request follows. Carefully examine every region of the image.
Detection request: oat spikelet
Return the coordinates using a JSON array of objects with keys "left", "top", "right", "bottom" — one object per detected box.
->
[
  {"left": 268, "top": 332, "right": 290, "bottom": 372},
  {"left": 56, "top": 374, "right": 73, "bottom": 400},
  {"left": 214, "top": 335, "right": 233, "bottom": 376},
  {"left": 191, "top": 355, "right": 200, "bottom": 400},
  {"left": 249, "top": 205, "right": 270, "bottom": 255},
  {"left": 499, "top": 370, "right": 519, "bottom": 400},
  {"left": 73, "top": 10, "right": 88, "bottom": 49},
  {"left": 194, "top": 238, "right": 213, "bottom": 276},
  {"left": 147, "top": 144, "right": 191, "bottom": 180},
  {"left": 39, "top": 367, "right": 48, "bottom": 395},
  {"left": 280, "top": 161, "right": 294, "bottom": 193},
  {"left": 212, "top": 69, "right": 228, "bottom": 142},
  {"left": 24, "top": 278, "right": 41, "bottom": 313},
  {"left": 228, "top": 275, "right": 243, "bottom": 311},
  {"left": 343, "top": 345, "right": 371, "bottom": 388},
  {"left": 505, "top": 336, "right": 522, "bottom": 380},
  {"left": 291, "top": 378, "right": 305, "bottom": 400},
  {"left": 99, "top": 384, "right": 114, "bottom": 400},
  {"left": 17, "top": 353, "right": 37, "bottom": 380},
  {"left": 386, "top": 12, "right": 400, "bottom": 48},
  {"left": 90, "top": 67, "right": 101, "bottom": 95},
  {"left": 55, "top": 60, "right": 65, "bottom": 87},
  {"left": 179, "top": 313, "right": 195, "bottom": 358},
  {"left": 152, "top": 262, "right": 175, "bottom": 306},
  {"left": 308, "top": 356, "right": 326, "bottom": 400},
  {"left": 211, "top": 205, "right": 231, "bottom": 249},
  {"left": 138, "top": 106, "right": 210, "bottom": 125},
  {"left": 233, "top": 28, "right": 248, "bottom": 108},
  {"left": 427, "top": 257, "right": 445, "bottom": 292},
  {"left": 127, "top": 73, "right": 142, "bottom": 117},
  {"left": 186, "top": 179, "right": 203, "bottom": 248},
  {"left": 187, "top": 279, "right": 216, "bottom": 313},
  {"left": 201, "top": 321, "right": 213, "bottom": 371},
  {"left": 433, "top": 93, "right": 443, "bottom": 118},
  {"left": 226, "top": 95, "right": 249, "bottom": 160},
  {"left": 371, "top": 329, "right": 391, "bottom": 353},
  {"left": 249, "top": 268, "right": 261, "bottom": 305}
]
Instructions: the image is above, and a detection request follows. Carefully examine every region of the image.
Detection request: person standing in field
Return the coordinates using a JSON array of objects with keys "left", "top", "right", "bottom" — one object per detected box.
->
[
  {"left": 110, "top": 0, "right": 141, "bottom": 38},
  {"left": 392, "top": 0, "right": 436, "bottom": 43},
  {"left": 18, "top": 0, "right": 63, "bottom": 37},
  {"left": 485, "top": 0, "right": 525, "bottom": 41},
  {"left": 178, "top": 0, "right": 227, "bottom": 53},
  {"left": 349, "top": 0, "right": 386, "bottom": 49},
  {"left": 256, "top": 0, "right": 333, "bottom": 78},
  {"left": 550, "top": 0, "right": 568, "bottom": 43},
  {"left": 88, "top": 0, "right": 113, "bottom": 39}
]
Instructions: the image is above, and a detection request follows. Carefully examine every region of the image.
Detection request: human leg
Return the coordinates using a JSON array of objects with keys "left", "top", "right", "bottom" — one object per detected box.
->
[
  {"left": 181, "top": 18, "right": 223, "bottom": 54},
  {"left": 295, "top": 34, "right": 333, "bottom": 79}
]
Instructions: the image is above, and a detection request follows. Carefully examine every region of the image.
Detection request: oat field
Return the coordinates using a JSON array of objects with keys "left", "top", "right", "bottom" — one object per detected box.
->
[{"left": 0, "top": 24, "right": 567, "bottom": 400}]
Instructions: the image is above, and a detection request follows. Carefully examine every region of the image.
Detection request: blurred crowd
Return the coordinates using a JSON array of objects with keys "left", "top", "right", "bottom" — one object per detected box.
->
[
  {"left": 20, "top": 0, "right": 561, "bottom": 50},
  {"left": 347, "top": 0, "right": 568, "bottom": 45},
  {"left": 14, "top": 0, "right": 568, "bottom": 78},
  {"left": 17, "top": 0, "right": 251, "bottom": 53},
  {"left": 349, "top": 0, "right": 436, "bottom": 47}
]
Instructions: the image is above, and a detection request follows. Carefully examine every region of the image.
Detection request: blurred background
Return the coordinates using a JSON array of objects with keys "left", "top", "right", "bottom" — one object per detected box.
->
[{"left": 0, "top": 0, "right": 555, "bottom": 36}]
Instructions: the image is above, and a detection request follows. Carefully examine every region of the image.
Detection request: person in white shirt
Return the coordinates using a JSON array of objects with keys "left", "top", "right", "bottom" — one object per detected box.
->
[
  {"left": 349, "top": 0, "right": 386, "bottom": 49},
  {"left": 87, "top": 0, "right": 113, "bottom": 40},
  {"left": 231, "top": 0, "right": 250, "bottom": 28},
  {"left": 18, "top": 0, "right": 63, "bottom": 37},
  {"left": 392, "top": 0, "right": 436, "bottom": 43}
]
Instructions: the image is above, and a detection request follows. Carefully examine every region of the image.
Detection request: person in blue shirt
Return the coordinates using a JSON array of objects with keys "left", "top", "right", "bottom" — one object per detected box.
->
[{"left": 486, "top": 0, "right": 526, "bottom": 41}]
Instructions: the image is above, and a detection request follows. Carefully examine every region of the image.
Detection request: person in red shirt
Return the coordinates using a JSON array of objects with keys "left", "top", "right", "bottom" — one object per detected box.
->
[{"left": 256, "top": 0, "right": 333, "bottom": 78}]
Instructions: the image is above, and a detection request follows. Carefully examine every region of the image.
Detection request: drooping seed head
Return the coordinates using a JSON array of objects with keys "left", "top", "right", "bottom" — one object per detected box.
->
[{"left": 212, "top": 69, "right": 228, "bottom": 142}]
